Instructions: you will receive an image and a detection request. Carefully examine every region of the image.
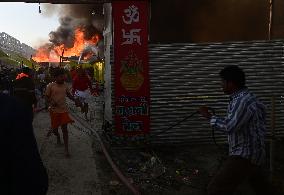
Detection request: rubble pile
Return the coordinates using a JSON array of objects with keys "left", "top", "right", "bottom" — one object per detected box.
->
[{"left": 102, "top": 145, "right": 227, "bottom": 195}]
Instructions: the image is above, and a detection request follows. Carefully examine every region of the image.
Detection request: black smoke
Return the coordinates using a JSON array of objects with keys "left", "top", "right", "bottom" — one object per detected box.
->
[{"left": 42, "top": 4, "right": 103, "bottom": 48}]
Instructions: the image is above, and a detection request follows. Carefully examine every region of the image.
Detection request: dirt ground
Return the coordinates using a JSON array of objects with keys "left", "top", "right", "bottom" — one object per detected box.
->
[
  {"left": 32, "top": 96, "right": 284, "bottom": 195},
  {"left": 96, "top": 140, "right": 284, "bottom": 195},
  {"left": 33, "top": 107, "right": 102, "bottom": 195}
]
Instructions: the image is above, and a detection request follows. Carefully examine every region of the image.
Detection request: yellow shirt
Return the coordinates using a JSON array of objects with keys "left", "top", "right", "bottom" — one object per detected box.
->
[{"left": 45, "top": 82, "right": 71, "bottom": 113}]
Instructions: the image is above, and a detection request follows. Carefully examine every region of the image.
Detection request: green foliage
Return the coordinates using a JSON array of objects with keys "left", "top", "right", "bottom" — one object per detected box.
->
[
  {"left": 68, "top": 61, "right": 93, "bottom": 69},
  {"left": 0, "top": 57, "right": 19, "bottom": 66},
  {"left": 0, "top": 49, "right": 8, "bottom": 57},
  {"left": 10, "top": 53, "right": 35, "bottom": 67},
  {"left": 0, "top": 51, "right": 40, "bottom": 69}
]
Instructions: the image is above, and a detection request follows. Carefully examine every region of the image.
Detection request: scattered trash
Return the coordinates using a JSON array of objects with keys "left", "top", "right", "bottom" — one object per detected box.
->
[{"left": 109, "top": 180, "right": 120, "bottom": 186}]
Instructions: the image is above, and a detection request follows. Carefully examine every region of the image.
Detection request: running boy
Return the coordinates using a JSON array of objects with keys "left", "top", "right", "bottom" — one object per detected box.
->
[{"left": 45, "top": 68, "right": 76, "bottom": 158}]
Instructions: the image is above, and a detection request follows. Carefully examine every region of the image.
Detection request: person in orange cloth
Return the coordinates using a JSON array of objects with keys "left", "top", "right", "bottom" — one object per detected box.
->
[{"left": 45, "top": 68, "right": 77, "bottom": 158}]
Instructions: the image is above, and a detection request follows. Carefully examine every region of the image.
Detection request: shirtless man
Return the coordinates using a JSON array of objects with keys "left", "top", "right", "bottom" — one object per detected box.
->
[{"left": 45, "top": 68, "right": 76, "bottom": 158}]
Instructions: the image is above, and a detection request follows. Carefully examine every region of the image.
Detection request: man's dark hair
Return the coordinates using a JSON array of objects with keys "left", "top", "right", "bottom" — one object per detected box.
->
[
  {"left": 219, "top": 65, "right": 246, "bottom": 88},
  {"left": 53, "top": 68, "right": 65, "bottom": 77}
]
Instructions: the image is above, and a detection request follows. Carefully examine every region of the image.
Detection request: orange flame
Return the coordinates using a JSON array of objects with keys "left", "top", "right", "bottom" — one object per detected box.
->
[{"left": 33, "top": 28, "right": 99, "bottom": 63}]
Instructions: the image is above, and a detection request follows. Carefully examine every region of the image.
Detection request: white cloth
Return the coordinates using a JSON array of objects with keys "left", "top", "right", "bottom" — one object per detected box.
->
[{"left": 74, "top": 90, "right": 89, "bottom": 103}]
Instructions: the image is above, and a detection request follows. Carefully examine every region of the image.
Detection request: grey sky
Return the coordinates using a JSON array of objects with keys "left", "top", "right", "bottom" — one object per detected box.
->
[{"left": 0, "top": 2, "right": 59, "bottom": 48}]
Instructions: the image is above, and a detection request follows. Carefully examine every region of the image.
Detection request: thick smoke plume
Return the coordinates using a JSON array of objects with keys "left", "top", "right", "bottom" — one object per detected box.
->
[{"left": 39, "top": 4, "right": 103, "bottom": 49}]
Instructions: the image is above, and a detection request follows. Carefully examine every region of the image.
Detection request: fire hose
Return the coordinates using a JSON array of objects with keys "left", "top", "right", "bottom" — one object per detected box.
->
[
  {"left": 69, "top": 109, "right": 141, "bottom": 195},
  {"left": 151, "top": 107, "right": 219, "bottom": 147}
]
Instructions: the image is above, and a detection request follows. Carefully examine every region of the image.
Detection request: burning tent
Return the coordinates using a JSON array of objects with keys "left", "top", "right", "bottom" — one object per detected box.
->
[{"left": 32, "top": 4, "right": 103, "bottom": 65}]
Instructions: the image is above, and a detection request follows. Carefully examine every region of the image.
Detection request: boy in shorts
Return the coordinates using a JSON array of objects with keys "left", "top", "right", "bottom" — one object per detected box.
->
[{"left": 45, "top": 68, "right": 76, "bottom": 158}]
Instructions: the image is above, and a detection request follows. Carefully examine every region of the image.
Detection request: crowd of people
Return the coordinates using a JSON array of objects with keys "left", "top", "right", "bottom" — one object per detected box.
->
[
  {"left": 0, "top": 66, "right": 99, "bottom": 153},
  {"left": 1, "top": 63, "right": 101, "bottom": 194},
  {"left": 0, "top": 64, "right": 100, "bottom": 116}
]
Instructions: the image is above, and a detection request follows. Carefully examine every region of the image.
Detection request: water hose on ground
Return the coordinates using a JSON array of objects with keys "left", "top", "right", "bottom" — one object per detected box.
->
[{"left": 69, "top": 110, "right": 141, "bottom": 195}]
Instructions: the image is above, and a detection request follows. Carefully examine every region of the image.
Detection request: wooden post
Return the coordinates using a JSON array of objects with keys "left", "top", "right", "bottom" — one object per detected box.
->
[
  {"left": 268, "top": 0, "right": 274, "bottom": 40},
  {"left": 60, "top": 48, "right": 65, "bottom": 67},
  {"left": 270, "top": 96, "right": 276, "bottom": 182}
]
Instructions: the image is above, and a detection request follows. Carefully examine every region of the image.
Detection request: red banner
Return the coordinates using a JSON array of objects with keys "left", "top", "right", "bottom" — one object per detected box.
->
[{"left": 112, "top": 1, "right": 150, "bottom": 135}]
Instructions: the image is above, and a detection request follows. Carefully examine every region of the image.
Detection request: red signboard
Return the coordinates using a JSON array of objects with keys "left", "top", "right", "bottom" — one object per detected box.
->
[{"left": 112, "top": 1, "right": 150, "bottom": 135}]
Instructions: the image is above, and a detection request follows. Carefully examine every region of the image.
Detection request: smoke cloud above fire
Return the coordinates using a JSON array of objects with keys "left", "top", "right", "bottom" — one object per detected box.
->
[
  {"left": 43, "top": 3, "right": 103, "bottom": 42},
  {"left": 33, "top": 4, "right": 103, "bottom": 62}
]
